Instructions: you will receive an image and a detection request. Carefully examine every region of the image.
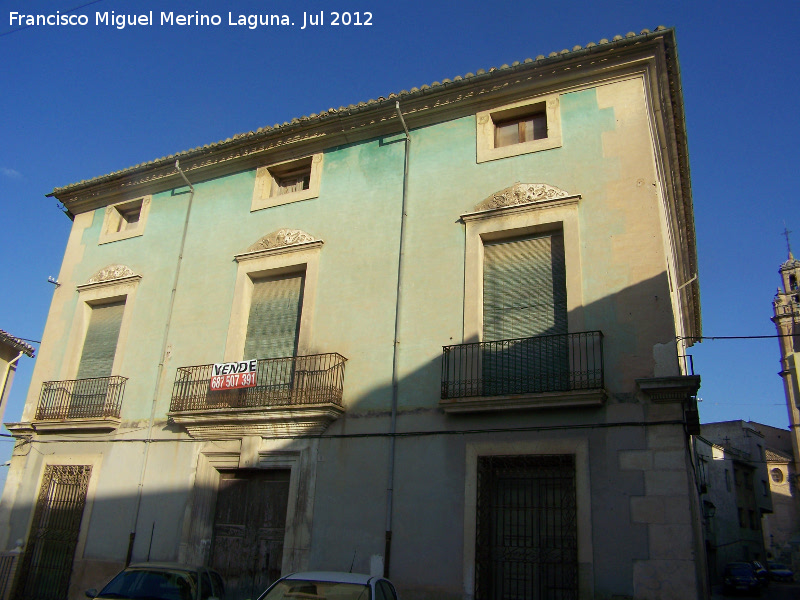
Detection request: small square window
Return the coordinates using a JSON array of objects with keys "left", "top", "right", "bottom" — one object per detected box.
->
[
  {"left": 116, "top": 205, "right": 141, "bottom": 231},
  {"left": 270, "top": 160, "right": 312, "bottom": 197},
  {"left": 252, "top": 153, "right": 323, "bottom": 212},
  {"left": 99, "top": 196, "right": 151, "bottom": 244},
  {"left": 494, "top": 110, "right": 547, "bottom": 148},
  {"left": 476, "top": 94, "right": 562, "bottom": 163}
]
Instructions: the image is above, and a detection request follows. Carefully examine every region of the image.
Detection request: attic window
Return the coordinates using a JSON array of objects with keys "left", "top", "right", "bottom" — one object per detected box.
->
[
  {"left": 251, "top": 153, "right": 323, "bottom": 212},
  {"left": 271, "top": 159, "right": 312, "bottom": 197},
  {"left": 116, "top": 203, "right": 141, "bottom": 231},
  {"left": 494, "top": 107, "right": 548, "bottom": 148},
  {"left": 476, "top": 94, "right": 562, "bottom": 163},
  {"left": 99, "top": 196, "right": 151, "bottom": 245}
]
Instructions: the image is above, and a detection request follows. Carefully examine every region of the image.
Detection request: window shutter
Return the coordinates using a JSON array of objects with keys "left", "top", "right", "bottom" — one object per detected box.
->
[
  {"left": 482, "top": 233, "right": 568, "bottom": 394},
  {"left": 76, "top": 301, "right": 125, "bottom": 379},
  {"left": 244, "top": 273, "right": 304, "bottom": 360},
  {"left": 483, "top": 233, "right": 567, "bottom": 341}
]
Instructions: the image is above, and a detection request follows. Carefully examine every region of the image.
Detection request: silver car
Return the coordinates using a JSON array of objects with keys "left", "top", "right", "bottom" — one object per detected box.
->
[{"left": 257, "top": 571, "right": 399, "bottom": 600}]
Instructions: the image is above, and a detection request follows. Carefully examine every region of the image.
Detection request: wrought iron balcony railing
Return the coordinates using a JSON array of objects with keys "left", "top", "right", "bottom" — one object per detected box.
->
[
  {"left": 441, "top": 331, "right": 603, "bottom": 400},
  {"left": 170, "top": 352, "right": 347, "bottom": 413},
  {"left": 36, "top": 376, "right": 127, "bottom": 421}
]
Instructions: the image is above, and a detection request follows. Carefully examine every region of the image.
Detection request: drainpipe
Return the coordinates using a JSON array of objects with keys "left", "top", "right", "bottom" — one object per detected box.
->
[
  {"left": 0, "top": 351, "right": 24, "bottom": 417},
  {"left": 126, "top": 160, "right": 196, "bottom": 565},
  {"left": 385, "top": 102, "right": 410, "bottom": 578}
]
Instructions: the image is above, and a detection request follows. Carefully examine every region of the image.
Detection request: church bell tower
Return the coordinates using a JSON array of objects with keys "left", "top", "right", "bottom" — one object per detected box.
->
[{"left": 773, "top": 229, "right": 800, "bottom": 462}]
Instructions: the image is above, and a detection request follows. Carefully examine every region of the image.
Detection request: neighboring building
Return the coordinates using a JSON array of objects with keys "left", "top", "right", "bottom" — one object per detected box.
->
[
  {"left": 695, "top": 422, "right": 773, "bottom": 581},
  {"left": 764, "top": 446, "right": 798, "bottom": 557},
  {"left": 0, "top": 28, "right": 706, "bottom": 600},
  {"left": 0, "top": 330, "right": 35, "bottom": 424}
]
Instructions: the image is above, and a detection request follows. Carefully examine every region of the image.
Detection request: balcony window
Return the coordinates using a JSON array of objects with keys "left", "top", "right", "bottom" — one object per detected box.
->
[
  {"left": 244, "top": 273, "right": 304, "bottom": 361},
  {"left": 169, "top": 354, "right": 347, "bottom": 438},
  {"left": 441, "top": 331, "right": 604, "bottom": 405},
  {"left": 36, "top": 376, "right": 127, "bottom": 422},
  {"left": 77, "top": 300, "right": 125, "bottom": 380}
]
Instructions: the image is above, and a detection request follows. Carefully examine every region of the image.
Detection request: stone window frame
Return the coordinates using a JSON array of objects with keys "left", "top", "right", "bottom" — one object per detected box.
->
[
  {"left": 476, "top": 92, "right": 562, "bottom": 164},
  {"left": 461, "top": 184, "right": 583, "bottom": 344},
  {"left": 98, "top": 196, "right": 152, "bottom": 245},
  {"left": 251, "top": 153, "right": 323, "bottom": 212},
  {"left": 61, "top": 266, "right": 141, "bottom": 381},
  {"left": 19, "top": 453, "right": 104, "bottom": 565},
  {"left": 224, "top": 230, "right": 323, "bottom": 362},
  {"left": 770, "top": 467, "right": 785, "bottom": 484},
  {"left": 462, "top": 439, "right": 593, "bottom": 599}
]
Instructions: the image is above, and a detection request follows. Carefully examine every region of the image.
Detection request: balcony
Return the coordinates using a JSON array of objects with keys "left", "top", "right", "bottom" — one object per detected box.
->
[
  {"left": 440, "top": 331, "right": 605, "bottom": 412},
  {"left": 31, "top": 376, "right": 127, "bottom": 432},
  {"left": 169, "top": 352, "right": 347, "bottom": 439}
]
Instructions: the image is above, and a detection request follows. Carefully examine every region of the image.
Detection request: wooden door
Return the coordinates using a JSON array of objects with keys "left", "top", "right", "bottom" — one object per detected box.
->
[{"left": 210, "top": 470, "right": 290, "bottom": 600}]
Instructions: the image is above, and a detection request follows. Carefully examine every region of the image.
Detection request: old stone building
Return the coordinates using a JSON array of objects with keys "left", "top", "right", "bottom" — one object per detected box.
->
[
  {"left": 1, "top": 27, "right": 705, "bottom": 600},
  {"left": 695, "top": 421, "right": 773, "bottom": 581}
]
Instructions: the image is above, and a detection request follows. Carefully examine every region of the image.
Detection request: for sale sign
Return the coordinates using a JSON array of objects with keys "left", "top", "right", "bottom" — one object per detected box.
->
[{"left": 210, "top": 359, "right": 258, "bottom": 391}]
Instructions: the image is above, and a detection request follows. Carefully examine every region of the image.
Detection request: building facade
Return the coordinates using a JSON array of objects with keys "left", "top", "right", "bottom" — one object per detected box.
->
[
  {"left": 695, "top": 422, "right": 773, "bottom": 581},
  {"left": 1, "top": 28, "right": 705, "bottom": 600}
]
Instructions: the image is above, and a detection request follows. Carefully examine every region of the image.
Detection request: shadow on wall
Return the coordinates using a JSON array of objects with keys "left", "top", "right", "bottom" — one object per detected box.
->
[{"left": 2, "top": 268, "right": 685, "bottom": 600}]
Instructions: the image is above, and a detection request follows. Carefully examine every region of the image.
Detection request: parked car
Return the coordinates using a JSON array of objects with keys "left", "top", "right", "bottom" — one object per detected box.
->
[
  {"left": 257, "top": 571, "right": 399, "bottom": 600},
  {"left": 86, "top": 562, "right": 226, "bottom": 600},
  {"left": 751, "top": 560, "right": 769, "bottom": 586},
  {"left": 722, "top": 562, "right": 760, "bottom": 596},
  {"left": 767, "top": 561, "right": 795, "bottom": 582}
]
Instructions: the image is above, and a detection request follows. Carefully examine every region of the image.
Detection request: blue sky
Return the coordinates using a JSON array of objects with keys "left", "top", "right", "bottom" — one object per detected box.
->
[{"left": 1, "top": 0, "right": 799, "bottom": 483}]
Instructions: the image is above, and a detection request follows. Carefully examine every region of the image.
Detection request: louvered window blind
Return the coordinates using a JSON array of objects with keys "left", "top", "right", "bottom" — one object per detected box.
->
[
  {"left": 244, "top": 273, "right": 304, "bottom": 360},
  {"left": 482, "top": 233, "right": 568, "bottom": 394},
  {"left": 76, "top": 301, "right": 125, "bottom": 380},
  {"left": 483, "top": 233, "right": 567, "bottom": 339}
]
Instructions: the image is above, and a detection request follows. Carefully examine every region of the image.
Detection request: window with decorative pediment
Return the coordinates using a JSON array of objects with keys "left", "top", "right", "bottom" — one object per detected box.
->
[
  {"left": 224, "top": 230, "right": 322, "bottom": 362},
  {"left": 441, "top": 183, "right": 604, "bottom": 412},
  {"left": 67, "top": 265, "right": 141, "bottom": 380},
  {"left": 32, "top": 266, "right": 140, "bottom": 428}
]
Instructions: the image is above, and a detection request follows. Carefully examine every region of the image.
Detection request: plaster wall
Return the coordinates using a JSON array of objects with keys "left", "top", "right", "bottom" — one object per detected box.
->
[{"left": 3, "top": 71, "right": 701, "bottom": 600}]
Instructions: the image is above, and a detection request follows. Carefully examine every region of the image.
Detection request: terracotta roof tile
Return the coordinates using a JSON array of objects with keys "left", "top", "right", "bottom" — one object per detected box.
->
[
  {"left": 766, "top": 448, "right": 792, "bottom": 463},
  {"left": 51, "top": 26, "right": 673, "bottom": 196},
  {"left": 0, "top": 330, "right": 35, "bottom": 357}
]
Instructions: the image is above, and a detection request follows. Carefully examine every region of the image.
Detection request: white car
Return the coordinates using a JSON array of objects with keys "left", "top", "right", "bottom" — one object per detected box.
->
[{"left": 257, "top": 571, "right": 399, "bottom": 600}]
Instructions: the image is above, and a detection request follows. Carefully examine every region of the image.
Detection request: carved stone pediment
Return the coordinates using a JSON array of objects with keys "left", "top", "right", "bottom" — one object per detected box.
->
[
  {"left": 86, "top": 264, "right": 138, "bottom": 284},
  {"left": 474, "top": 183, "right": 571, "bottom": 212},
  {"left": 245, "top": 229, "right": 318, "bottom": 253}
]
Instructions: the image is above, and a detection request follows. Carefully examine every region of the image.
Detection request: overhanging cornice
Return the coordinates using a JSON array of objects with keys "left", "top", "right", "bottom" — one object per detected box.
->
[{"left": 49, "top": 29, "right": 685, "bottom": 211}]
